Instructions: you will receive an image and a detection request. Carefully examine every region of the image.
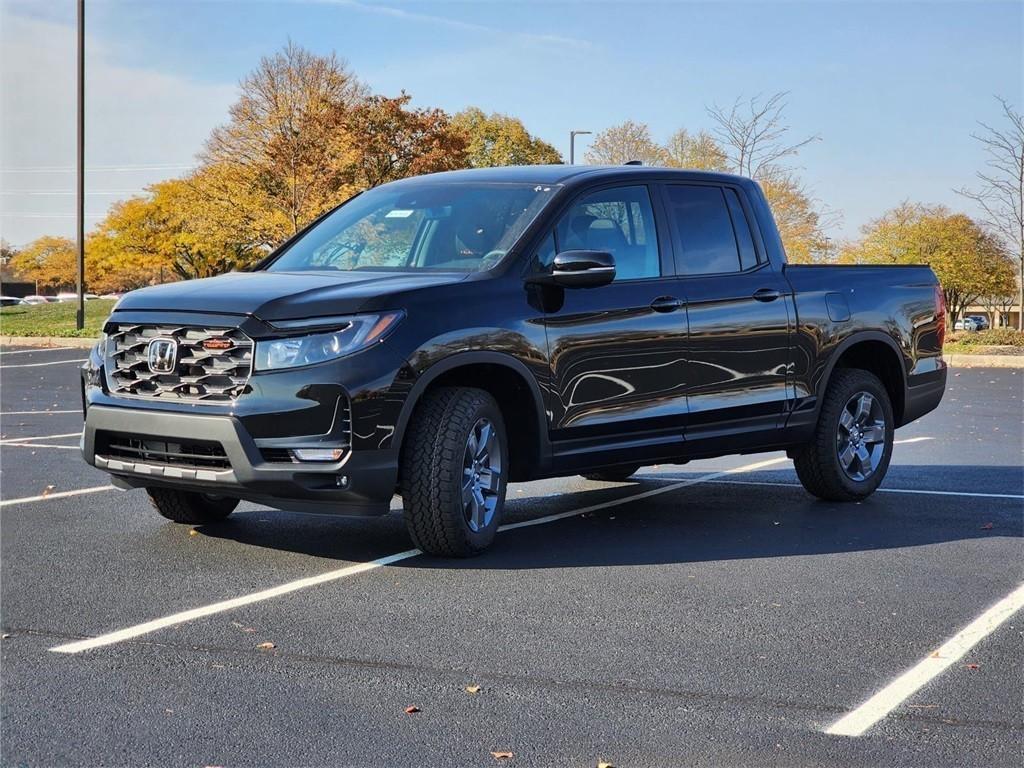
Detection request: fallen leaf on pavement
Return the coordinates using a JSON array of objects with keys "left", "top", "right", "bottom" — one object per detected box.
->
[
  {"left": 41, "top": 485, "right": 55, "bottom": 497},
  {"left": 597, "top": 762, "right": 615, "bottom": 768},
  {"left": 404, "top": 705, "right": 420, "bottom": 714},
  {"left": 965, "top": 663, "right": 980, "bottom": 670},
  {"left": 256, "top": 642, "right": 275, "bottom": 650},
  {"left": 980, "top": 522, "right": 993, "bottom": 530},
  {"left": 189, "top": 529, "right": 199, "bottom": 536},
  {"left": 491, "top": 752, "right": 513, "bottom": 761},
  {"left": 465, "top": 685, "right": 481, "bottom": 694}
]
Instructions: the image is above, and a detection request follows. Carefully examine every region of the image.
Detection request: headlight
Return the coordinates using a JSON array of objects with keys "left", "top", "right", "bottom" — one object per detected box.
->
[{"left": 254, "top": 311, "right": 403, "bottom": 371}]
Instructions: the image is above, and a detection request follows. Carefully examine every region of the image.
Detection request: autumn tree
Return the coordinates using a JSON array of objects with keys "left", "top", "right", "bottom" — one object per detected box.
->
[
  {"left": 956, "top": 97, "right": 1024, "bottom": 329},
  {"left": 342, "top": 93, "right": 468, "bottom": 188},
  {"left": 8, "top": 236, "right": 78, "bottom": 291},
  {"left": 585, "top": 120, "right": 667, "bottom": 166},
  {"left": 0, "top": 240, "right": 19, "bottom": 283},
  {"left": 664, "top": 129, "right": 728, "bottom": 171},
  {"left": 452, "top": 107, "right": 562, "bottom": 167},
  {"left": 706, "top": 92, "right": 831, "bottom": 263},
  {"left": 840, "top": 203, "right": 1013, "bottom": 323},
  {"left": 200, "top": 42, "right": 366, "bottom": 244}
]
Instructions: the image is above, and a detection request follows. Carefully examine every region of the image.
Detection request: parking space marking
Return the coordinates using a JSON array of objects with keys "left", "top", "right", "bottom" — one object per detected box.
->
[
  {"left": 892, "top": 436, "right": 935, "bottom": 444},
  {"left": 707, "top": 479, "right": 1024, "bottom": 501},
  {"left": 826, "top": 582, "right": 1024, "bottom": 737},
  {"left": 0, "top": 410, "right": 80, "bottom": 416},
  {"left": 0, "top": 484, "right": 115, "bottom": 507},
  {"left": 48, "top": 456, "right": 788, "bottom": 654},
  {"left": 0, "top": 359, "right": 87, "bottom": 369},
  {"left": 0, "top": 347, "right": 79, "bottom": 355},
  {"left": 2, "top": 442, "right": 79, "bottom": 450},
  {"left": 0, "top": 431, "right": 82, "bottom": 445}
]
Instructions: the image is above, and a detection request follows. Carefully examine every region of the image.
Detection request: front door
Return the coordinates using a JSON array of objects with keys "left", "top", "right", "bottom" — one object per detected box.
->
[
  {"left": 660, "top": 182, "right": 794, "bottom": 438},
  {"left": 536, "top": 184, "right": 690, "bottom": 466}
]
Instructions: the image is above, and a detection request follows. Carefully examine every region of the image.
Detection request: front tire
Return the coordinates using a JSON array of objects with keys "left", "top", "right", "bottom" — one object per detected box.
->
[
  {"left": 793, "top": 368, "right": 894, "bottom": 501},
  {"left": 147, "top": 488, "right": 238, "bottom": 524},
  {"left": 400, "top": 387, "right": 508, "bottom": 557}
]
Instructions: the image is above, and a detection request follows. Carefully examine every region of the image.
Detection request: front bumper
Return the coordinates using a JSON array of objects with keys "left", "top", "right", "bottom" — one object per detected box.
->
[{"left": 82, "top": 405, "right": 398, "bottom": 515}]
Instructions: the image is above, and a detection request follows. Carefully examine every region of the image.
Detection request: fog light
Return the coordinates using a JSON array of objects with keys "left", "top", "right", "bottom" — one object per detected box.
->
[{"left": 290, "top": 448, "right": 345, "bottom": 462}]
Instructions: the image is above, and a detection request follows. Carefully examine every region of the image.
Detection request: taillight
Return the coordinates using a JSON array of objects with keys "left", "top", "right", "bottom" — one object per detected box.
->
[{"left": 934, "top": 285, "right": 946, "bottom": 348}]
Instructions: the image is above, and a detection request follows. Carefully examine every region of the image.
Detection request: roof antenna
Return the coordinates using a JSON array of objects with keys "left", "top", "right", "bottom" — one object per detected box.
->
[{"left": 623, "top": 160, "right": 643, "bottom": 166}]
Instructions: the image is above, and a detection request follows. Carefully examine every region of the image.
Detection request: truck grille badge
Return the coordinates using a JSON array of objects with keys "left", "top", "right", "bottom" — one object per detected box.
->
[{"left": 146, "top": 338, "right": 178, "bottom": 374}]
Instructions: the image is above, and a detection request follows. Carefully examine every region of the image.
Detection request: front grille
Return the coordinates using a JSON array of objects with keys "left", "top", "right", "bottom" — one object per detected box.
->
[
  {"left": 96, "top": 431, "right": 231, "bottom": 470},
  {"left": 105, "top": 323, "right": 253, "bottom": 402}
]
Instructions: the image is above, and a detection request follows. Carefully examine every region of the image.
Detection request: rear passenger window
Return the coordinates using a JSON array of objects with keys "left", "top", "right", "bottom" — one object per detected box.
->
[{"left": 665, "top": 185, "right": 750, "bottom": 275}]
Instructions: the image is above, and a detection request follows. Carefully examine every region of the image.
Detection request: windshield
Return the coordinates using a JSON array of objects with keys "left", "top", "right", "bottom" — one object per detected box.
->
[{"left": 267, "top": 181, "right": 558, "bottom": 273}]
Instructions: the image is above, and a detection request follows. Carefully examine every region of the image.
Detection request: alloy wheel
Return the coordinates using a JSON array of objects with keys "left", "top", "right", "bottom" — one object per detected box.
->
[
  {"left": 462, "top": 417, "right": 502, "bottom": 532},
  {"left": 836, "top": 391, "right": 887, "bottom": 482}
]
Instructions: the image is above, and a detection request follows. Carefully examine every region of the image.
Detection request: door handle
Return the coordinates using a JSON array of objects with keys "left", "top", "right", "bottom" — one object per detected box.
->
[
  {"left": 650, "top": 296, "right": 683, "bottom": 313},
  {"left": 753, "top": 288, "right": 782, "bottom": 302}
]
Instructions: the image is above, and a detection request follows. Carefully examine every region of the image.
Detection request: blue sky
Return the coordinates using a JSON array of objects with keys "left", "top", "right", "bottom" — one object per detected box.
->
[{"left": 1, "top": 0, "right": 1021, "bottom": 246}]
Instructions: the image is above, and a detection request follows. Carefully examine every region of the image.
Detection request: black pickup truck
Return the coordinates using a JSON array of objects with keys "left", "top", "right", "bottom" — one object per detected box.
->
[{"left": 81, "top": 165, "right": 947, "bottom": 556}]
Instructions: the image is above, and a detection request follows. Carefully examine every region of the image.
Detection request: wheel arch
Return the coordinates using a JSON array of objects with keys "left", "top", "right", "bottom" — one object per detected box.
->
[
  {"left": 819, "top": 332, "right": 908, "bottom": 425},
  {"left": 393, "top": 352, "right": 550, "bottom": 481}
]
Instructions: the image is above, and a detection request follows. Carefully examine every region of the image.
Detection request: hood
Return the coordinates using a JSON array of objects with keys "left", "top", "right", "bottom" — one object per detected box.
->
[{"left": 114, "top": 270, "right": 469, "bottom": 322}]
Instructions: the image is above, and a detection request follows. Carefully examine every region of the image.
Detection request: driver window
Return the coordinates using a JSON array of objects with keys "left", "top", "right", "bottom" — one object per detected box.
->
[{"left": 554, "top": 186, "right": 660, "bottom": 280}]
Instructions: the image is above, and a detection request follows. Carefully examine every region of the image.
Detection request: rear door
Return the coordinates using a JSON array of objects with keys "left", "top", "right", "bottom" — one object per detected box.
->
[
  {"left": 659, "top": 182, "right": 794, "bottom": 438},
  {"left": 537, "top": 183, "right": 689, "bottom": 464}
]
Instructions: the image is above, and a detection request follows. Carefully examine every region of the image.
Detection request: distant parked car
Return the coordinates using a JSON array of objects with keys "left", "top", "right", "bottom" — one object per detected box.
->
[
  {"left": 954, "top": 317, "right": 986, "bottom": 332},
  {"left": 23, "top": 295, "right": 57, "bottom": 305},
  {"left": 56, "top": 292, "right": 101, "bottom": 302},
  {"left": 100, "top": 293, "right": 124, "bottom": 300},
  {"left": 0, "top": 296, "right": 28, "bottom": 307},
  {"left": 965, "top": 314, "right": 990, "bottom": 330}
]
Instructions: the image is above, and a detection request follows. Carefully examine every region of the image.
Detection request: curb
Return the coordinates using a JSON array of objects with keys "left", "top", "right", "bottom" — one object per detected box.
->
[
  {"left": 944, "top": 353, "right": 1024, "bottom": 369},
  {"left": 1, "top": 336, "right": 98, "bottom": 349}
]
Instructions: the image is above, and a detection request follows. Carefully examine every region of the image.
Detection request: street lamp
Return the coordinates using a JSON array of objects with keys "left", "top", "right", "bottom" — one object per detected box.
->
[
  {"left": 75, "top": 0, "right": 85, "bottom": 330},
  {"left": 569, "top": 130, "right": 591, "bottom": 165}
]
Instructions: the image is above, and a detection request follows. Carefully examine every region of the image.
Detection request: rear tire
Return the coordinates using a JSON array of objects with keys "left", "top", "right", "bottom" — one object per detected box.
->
[
  {"left": 581, "top": 465, "right": 641, "bottom": 482},
  {"left": 793, "top": 368, "right": 894, "bottom": 501},
  {"left": 147, "top": 488, "right": 238, "bottom": 524},
  {"left": 400, "top": 387, "right": 508, "bottom": 557}
]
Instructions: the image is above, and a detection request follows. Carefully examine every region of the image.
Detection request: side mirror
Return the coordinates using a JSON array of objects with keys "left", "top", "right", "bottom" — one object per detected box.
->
[{"left": 528, "top": 250, "right": 616, "bottom": 289}]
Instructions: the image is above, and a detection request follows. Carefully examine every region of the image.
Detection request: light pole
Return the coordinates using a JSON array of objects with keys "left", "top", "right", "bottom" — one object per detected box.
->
[
  {"left": 569, "top": 130, "right": 591, "bottom": 165},
  {"left": 75, "top": 0, "right": 85, "bottom": 330}
]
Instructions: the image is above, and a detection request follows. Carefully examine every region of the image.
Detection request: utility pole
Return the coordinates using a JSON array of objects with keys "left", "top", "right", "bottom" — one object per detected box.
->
[
  {"left": 75, "top": 0, "right": 85, "bottom": 330},
  {"left": 569, "top": 130, "right": 591, "bottom": 165}
]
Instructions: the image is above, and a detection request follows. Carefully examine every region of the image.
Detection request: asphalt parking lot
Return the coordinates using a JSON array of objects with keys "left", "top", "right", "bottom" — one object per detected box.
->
[{"left": 1, "top": 344, "right": 1021, "bottom": 767}]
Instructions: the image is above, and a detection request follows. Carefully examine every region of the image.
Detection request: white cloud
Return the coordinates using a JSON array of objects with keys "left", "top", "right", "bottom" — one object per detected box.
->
[{"left": 0, "top": 12, "right": 237, "bottom": 245}]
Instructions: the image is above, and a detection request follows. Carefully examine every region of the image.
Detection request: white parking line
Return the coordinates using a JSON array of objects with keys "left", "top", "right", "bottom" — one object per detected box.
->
[
  {"left": 0, "top": 431, "right": 82, "bottom": 445},
  {"left": 49, "top": 455, "right": 788, "bottom": 654},
  {"left": 0, "top": 410, "right": 80, "bottom": 416},
  {"left": 0, "top": 347, "right": 79, "bottom": 355},
  {"left": 1, "top": 442, "right": 79, "bottom": 451},
  {"left": 893, "top": 436, "right": 935, "bottom": 444},
  {"left": 826, "top": 582, "right": 1024, "bottom": 736},
  {"left": 0, "top": 484, "right": 115, "bottom": 508},
  {"left": 0, "top": 360, "right": 86, "bottom": 370},
  {"left": 707, "top": 479, "right": 1024, "bottom": 501}
]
